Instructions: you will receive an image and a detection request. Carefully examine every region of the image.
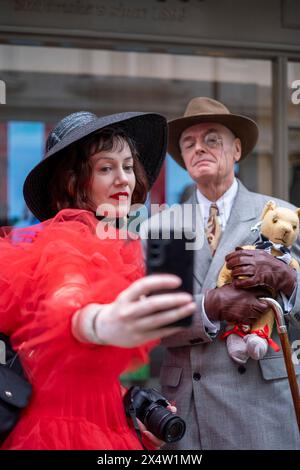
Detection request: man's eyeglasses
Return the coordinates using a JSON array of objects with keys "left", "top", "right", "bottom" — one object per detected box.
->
[
  {"left": 203, "top": 132, "right": 223, "bottom": 149},
  {"left": 181, "top": 132, "right": 223, "bottom": 151}
]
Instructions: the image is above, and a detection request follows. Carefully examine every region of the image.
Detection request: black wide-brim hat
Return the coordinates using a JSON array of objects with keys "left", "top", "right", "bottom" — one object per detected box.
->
[
  {"left": 23, "top": 111, "right": 167, "bottom": 221},
  {"left": 168, "top": 97, "right": 259, "bottom": 169}
]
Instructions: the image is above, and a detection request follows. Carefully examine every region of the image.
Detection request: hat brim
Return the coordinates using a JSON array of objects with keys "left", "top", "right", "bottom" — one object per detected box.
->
[
  {"left": 168, "top": 113, "right": 258, "bottom": 169},
  {"left": 23, "top": 112, "right": 167, "bottom": 221}
]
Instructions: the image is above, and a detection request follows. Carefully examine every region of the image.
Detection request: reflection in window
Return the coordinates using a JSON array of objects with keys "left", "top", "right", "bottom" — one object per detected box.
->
[
  {"left": 288, "top": 62, "right": 300, "bottom": 206},
  {"left": 8, "top": 122, "right": 44, "bottom": 225},
  {"left": 0, "top": 44, "right": 272, "bottom": 211}
]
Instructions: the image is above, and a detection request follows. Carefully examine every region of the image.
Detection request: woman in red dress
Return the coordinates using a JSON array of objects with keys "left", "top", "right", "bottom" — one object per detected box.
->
[{"left": 0, "top": 111, "right": 195, "bottom": 450}]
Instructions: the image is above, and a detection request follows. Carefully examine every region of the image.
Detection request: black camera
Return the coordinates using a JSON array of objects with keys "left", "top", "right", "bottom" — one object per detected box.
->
[{"left": 123, "top": 386, "right": 186, "bottom": 443}]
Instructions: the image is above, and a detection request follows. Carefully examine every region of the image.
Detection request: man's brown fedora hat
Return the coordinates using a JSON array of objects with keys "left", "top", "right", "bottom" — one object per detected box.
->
[{"left": 168, "top": 97, "right": 259, "bottom": 169}]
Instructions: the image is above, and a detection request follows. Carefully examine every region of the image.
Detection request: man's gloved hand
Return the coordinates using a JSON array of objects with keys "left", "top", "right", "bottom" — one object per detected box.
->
[
  {"left": 225, "top": 249, "right": 297, "bottom": 298},
  {"left": 204, "top": 284, "right": 270, "bottom": 323}
]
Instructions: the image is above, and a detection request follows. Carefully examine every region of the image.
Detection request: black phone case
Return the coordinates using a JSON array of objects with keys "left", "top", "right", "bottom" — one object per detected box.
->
[{"left": 146, "top": 229, "right": 195, "bottom": 327}]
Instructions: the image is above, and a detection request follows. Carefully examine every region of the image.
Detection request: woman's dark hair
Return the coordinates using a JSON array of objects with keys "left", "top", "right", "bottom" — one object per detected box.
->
[{"left": 49, "top": 127, "right": 149, "bottom": 213}]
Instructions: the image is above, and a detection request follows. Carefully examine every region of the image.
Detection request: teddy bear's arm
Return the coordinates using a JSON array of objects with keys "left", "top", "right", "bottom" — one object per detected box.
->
[
  {"left": 289, "top": 258, "right": 300, "bottom": 270},
  {"left": 217, "top": 264, "right": 232, "bottom": 287},
  {"left": 217, "top": 246, "right": 256, "bottom": 288},
  {"left": 250, "top": 309, "right": 274, "bottom": 333}
]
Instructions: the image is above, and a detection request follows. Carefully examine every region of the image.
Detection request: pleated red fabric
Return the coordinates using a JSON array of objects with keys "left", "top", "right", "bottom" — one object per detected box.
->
[{"left": 0, "top": 209, "right": 156, "bottom": 449}]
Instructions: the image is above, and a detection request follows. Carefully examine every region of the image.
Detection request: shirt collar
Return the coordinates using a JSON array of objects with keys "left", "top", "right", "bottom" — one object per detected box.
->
[{"left": 196, "top": 178, "right": 238, "bottom": 214}]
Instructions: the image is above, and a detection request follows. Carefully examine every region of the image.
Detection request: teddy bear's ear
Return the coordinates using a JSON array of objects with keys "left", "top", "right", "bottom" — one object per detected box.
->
[{"left": 260, "top": 200, "right": 276, "bottom": 220}]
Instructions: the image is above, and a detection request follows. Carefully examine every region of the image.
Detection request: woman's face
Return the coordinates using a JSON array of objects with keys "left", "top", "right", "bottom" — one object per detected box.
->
[{"left": 89, "top": 140, "right": 136, "bottom": 218}]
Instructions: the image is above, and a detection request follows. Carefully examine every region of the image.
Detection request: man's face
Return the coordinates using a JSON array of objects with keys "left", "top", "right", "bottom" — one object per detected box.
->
[{"left": 179, "top": 122, "right": 241, "bottom": 186}]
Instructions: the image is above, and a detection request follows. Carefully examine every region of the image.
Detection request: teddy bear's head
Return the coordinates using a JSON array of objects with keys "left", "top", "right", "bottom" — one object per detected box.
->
[{"left": 260, "top": 200, "right": 300, "bottom": 247}]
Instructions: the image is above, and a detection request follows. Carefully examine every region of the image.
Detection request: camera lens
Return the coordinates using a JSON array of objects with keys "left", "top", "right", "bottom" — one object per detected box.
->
[
  {"left": 165, "top": 419, "right": 186, "bottom": 442},
  {"left": 145, "top": 405, "right": 186, "bottom": 443}
]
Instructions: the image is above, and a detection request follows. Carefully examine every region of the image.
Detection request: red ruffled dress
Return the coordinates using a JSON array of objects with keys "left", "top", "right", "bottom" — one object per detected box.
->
[{"left": 0, "top": 209, "right": 155, "bottom": 450}]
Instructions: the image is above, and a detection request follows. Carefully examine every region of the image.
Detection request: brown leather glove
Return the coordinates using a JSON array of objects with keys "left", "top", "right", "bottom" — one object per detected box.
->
[
  {"left": 204, "top": 284, "right": 270, "bottom": 323},
  {"left": 225, "top": 249, "right": 297, "bottom": 298}
]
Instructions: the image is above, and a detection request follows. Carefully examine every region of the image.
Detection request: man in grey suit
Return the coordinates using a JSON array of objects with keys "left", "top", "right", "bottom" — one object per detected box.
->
[{"left": 142, "top": 97, "right": 300, "bottom": 449}]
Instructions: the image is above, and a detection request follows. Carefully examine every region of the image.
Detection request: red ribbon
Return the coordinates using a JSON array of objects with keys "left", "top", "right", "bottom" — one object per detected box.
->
[
  {"left": 250, "top": 325, "right": 281, "bottom": 352},
  {"left": 220, "top": 324, "right": 281, "bottom": 353},
  {"left": 220, "top": 324, "right": 250, "bottom": 340}
]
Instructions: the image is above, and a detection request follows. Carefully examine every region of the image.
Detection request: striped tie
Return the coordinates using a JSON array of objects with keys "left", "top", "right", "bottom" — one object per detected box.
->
[{"left": 205, "top": 203, "right": 221, "bottom": 255}]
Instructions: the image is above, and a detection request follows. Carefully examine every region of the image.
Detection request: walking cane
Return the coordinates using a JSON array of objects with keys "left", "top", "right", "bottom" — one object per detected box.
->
[{"left": 261, "top": 297, "right": 300, "bottom": 433}]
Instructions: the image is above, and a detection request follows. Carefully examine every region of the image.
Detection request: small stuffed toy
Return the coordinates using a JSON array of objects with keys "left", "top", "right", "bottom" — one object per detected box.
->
[{"left": 217, "top": 200, "right": 300, "bottom": 364}]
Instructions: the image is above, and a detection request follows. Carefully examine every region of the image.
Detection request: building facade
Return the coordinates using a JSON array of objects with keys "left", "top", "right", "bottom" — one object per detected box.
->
[{"left": 0, "top": 0, "right": 299, "bottom": 224}]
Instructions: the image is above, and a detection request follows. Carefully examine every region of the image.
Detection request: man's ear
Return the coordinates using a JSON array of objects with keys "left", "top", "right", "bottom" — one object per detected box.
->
[
  {"left": 233, "top": 138, "right": 242, "bottom": 163},
  {"left": 296, "top": 207, "right": 300, "bottom": 222},
  {"left": 260, "top": 200, "right": 277, "bottom": 220}
]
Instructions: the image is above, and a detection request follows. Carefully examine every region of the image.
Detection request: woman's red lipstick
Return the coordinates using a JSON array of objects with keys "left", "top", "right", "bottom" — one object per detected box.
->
[{"left": 110, "top": 192, "right": 129, "bottom": 200}]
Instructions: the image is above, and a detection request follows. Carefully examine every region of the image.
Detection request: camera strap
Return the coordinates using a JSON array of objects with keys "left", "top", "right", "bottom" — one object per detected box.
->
[{"left": 127, "top": 402, "right": 147, "bottom": 450}]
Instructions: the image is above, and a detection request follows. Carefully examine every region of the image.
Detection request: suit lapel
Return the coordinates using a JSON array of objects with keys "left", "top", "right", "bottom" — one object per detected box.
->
[{"left": 186, "top": 190, "right": 212, "bottom": 293}]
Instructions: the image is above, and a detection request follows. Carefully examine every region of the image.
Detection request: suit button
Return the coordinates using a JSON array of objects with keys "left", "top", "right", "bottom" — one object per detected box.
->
[
  {"left": 193, "top": 372, "right": 201, "bottom": 381},
  {"left": 4, "top": 390, "right": 12, "bottom": 398}
]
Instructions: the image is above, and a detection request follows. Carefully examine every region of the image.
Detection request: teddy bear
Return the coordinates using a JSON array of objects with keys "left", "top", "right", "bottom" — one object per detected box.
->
[{"left": 217, "top": 200, "right": 300, "bottom": 364}]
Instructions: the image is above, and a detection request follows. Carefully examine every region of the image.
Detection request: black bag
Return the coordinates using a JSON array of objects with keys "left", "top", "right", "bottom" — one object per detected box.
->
[{"left": 0, "top": 333, "right": 32, "bottom": 444}]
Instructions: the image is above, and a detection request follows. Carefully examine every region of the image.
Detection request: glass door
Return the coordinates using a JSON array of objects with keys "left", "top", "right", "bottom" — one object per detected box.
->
[
  {"left": 0, "top": 44, "right": 273, "bottom": 225},
  {"left": 288, "top": 61, "right": 300, "bottom": 207}
]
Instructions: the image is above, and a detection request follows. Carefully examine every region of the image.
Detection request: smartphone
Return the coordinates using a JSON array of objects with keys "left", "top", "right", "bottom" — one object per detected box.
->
[{"left": 146, "top": 228, "right": 195, "bottom": 327}]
